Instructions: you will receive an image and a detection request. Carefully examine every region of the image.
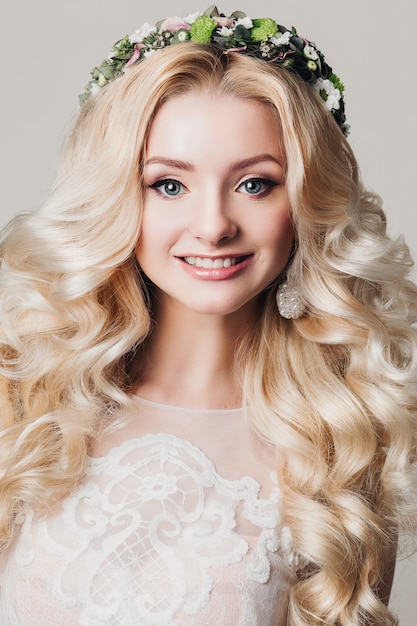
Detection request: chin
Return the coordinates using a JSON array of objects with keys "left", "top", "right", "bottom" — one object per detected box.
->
[{"left": 180, "top": 296, "right": 258, "bottom": 317}]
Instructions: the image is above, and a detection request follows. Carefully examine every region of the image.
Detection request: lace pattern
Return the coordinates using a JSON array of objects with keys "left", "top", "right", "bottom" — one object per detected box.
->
[{"left": 0, "top": 432, "right": 298, "bottom": 625}]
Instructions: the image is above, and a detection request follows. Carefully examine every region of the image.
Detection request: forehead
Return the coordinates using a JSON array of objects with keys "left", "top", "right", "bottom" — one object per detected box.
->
[{"left": 146, "top": 92, "right": 283, "bottom": 162}]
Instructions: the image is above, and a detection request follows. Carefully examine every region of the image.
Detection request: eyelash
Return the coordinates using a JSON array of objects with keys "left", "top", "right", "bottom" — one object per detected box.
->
[{"left": 147, "top": 176, "right": 280, "bottom": 199}]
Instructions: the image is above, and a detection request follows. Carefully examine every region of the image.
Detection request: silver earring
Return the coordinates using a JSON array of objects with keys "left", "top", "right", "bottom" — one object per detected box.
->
[{"left": 276, "top": 280, "right": 305, "bottom": 319}]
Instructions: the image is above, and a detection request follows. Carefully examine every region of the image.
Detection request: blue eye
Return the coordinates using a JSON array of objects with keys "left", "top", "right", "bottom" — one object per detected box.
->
[
  {"left": 238, "top": 178, "right": 278, "bottom": 196},
  {"left": 149, "top": 179, "right": 186, "bottom": 197},
  {"left": 243, "top": 180, "right": 263, "bottom": 194}
]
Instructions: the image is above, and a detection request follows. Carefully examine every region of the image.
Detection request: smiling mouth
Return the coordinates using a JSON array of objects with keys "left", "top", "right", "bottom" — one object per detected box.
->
[{"left": 182, "top": 256, "right": 248, "bottom": 269}]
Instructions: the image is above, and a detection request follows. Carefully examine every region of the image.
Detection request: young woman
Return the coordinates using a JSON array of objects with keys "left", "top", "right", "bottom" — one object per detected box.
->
[{"left": 1, "top": 7, "right": 416, "bottom": 625}]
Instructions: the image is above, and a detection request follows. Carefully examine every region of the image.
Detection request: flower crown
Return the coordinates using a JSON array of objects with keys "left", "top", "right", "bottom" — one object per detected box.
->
[{"left": 80, "top": 5, "right": 349, "bottom": 136}]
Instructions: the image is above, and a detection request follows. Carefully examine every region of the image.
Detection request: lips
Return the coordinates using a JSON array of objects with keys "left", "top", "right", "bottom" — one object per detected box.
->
[{"left": 182, "top": 256, "right": 247, "bottom": 268}]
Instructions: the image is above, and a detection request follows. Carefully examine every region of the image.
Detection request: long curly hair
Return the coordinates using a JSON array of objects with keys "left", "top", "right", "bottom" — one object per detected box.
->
[{"left": 1, "top": 44, "right": 417, "bottom": 625}]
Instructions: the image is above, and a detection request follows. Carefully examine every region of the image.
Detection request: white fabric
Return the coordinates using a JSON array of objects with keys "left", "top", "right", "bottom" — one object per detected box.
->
[{"left": 0, "top": 397, "right": 298, "bottom": 625}]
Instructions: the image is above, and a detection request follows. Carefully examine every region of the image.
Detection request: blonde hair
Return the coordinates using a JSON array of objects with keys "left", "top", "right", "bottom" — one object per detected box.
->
[{"left": 1, "top": 44, "right": 417, "bottom": 625}]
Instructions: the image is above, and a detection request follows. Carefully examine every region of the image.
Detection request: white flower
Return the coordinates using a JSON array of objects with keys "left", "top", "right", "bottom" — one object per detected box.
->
[
  {"left": 270, "top": 31, "right": 291, "bottom": 46},
  {"left": 143, "top": 49, "right": 157, "bottom": 58},
  {"left": 218, "top": 26, "right": 234, "bottom": 37},
  {"left": 314, "top": 78, "right": 341, "bottom": 111},
  {"left": 303, "top": 44, "right": 319, "bottom": 60},
  {"left": 129, "top": 23, "right": 157, "bottom": 44},
  {"left": 183, "top": 11, "right": 201, "bottom": 24},
  {"left": 177, "top": 30, "right": 189, "bottom": 42},
  {"left": 235, "top": 17, "right": 253, "bottom": 29},
  {"left": 88, "top": 82, "right": 100, "bottom": 96}
]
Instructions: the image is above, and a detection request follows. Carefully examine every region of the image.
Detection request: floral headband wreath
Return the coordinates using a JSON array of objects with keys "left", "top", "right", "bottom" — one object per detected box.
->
[{"left": 80, "top": 5, "right": 349, "bottom": 136}]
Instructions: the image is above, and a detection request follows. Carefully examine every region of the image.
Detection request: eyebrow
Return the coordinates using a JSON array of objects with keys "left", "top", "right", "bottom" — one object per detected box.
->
[
  {"left": 229, "top": 154, "right": 284, "bottom": 171},
  {"left": 145, "top": 157, "right": 194, "bottom": 170},
  {"left": 144, "top": 153, "right": 283, "bottom": 171}
]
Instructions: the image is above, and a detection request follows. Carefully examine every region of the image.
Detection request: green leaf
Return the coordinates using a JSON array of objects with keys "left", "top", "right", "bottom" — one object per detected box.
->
[
  {"left": 204, "top": 5, "right": 220, "bottom": 17},
  {"left": 233, "top": 25, "right": 251, "bottom": 41}
]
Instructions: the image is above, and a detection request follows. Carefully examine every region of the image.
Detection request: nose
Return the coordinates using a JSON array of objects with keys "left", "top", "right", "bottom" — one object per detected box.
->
[{"left": 189, "top": 190, "right": 238, "bottom": 245}]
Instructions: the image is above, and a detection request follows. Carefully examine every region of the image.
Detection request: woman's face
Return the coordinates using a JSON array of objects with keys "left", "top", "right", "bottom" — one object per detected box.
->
[{"left": 136, "top": 92, "right": 295, "bottom": 318}]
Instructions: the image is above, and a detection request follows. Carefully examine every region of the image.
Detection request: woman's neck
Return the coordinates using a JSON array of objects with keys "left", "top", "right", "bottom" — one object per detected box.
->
[{"left": 134, "top": 300, "right": 256, "bottom": 410}]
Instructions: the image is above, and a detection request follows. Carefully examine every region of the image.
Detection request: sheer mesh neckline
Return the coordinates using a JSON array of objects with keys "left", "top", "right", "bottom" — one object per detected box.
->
[
  {"left": 0, "top": 399, "right": 298, "bottom": 625},
  {"left": 91, "top": 393, "right": 274, "bottom": 491},
  {"left": 131, "top": 393, "right": 244, "bottom": 415}
]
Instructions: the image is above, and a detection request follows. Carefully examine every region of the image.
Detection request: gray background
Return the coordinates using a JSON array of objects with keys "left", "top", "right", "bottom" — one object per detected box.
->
[{"left": 1, "top": 1, "right": 416, "bottom": 621}]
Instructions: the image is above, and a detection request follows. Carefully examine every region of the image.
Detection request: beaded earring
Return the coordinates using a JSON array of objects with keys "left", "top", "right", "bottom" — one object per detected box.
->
[{"left": 276, "top": 280, "right": 305, "bottom": 319}]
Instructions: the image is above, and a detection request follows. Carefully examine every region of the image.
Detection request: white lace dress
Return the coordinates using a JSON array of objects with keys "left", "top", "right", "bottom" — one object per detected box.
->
[{"left": 0, "top": 397, "right": 298, "bottom": 625}]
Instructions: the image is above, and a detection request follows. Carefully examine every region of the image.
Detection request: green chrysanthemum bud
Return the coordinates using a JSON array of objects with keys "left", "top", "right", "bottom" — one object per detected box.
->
[
  {"left": 190, "top": 16, "right": 217, "bottom": 44},
  {"left": 282, "top": 58, "right": 294, "bottom": 69},
  {"left": 250, "top": 18, "right": 277, "bottom": 42},
  {"left": 330, "top": 72, "right": 345, "bottom": 94}
]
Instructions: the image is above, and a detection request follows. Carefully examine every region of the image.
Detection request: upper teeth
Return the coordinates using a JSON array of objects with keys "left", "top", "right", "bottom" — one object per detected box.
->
[{"left": 184, "top": 257, "right": 238, "bottom": 268}]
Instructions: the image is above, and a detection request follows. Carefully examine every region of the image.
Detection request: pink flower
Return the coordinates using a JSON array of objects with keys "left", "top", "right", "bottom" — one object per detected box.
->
[
  {"left": 160, "top": 16, "right": 191, "bottom": 32},
  {"left": 125, "top": 43, "right": 145, "bottom": 67},
  {"left": 224, "top": 46, "right": 247, "bottom": 54},
  {"left": 213, "top": 16, "right": 234, "bottom": 27}
]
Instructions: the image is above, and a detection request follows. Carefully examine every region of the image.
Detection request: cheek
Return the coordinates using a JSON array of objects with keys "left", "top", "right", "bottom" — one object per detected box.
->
[
  {"left": 134, "top": 240, "right": 145, "bottom": 267},
  {"left": 135, "top": 219, "right": 157, "bottom": 267},
  {"left": 135, "top": 212, "right": 170, "bottom": 264},
  {"left": 264, "top": 212, "right": 295, "bottom": 255}
]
